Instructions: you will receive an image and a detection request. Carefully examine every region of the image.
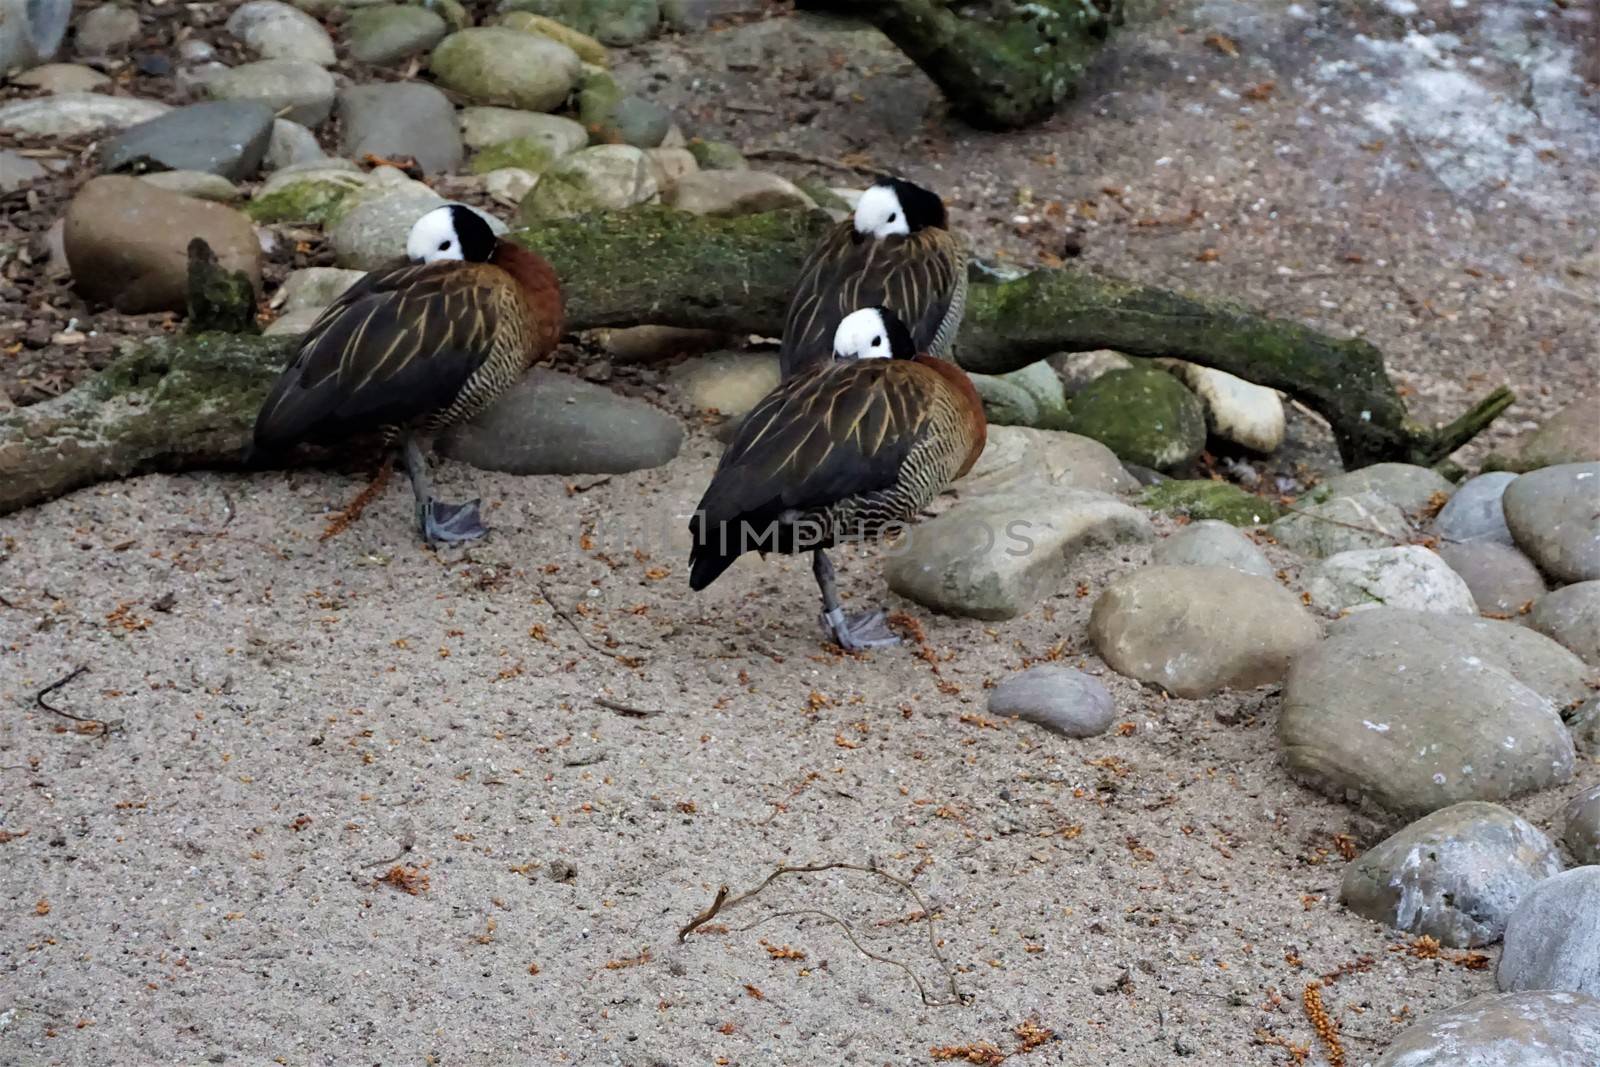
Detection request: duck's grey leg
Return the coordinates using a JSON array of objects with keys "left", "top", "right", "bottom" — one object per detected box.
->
[
  {"left": 402, "top": 435, "right": 486, "bottom": 546},
  {"left": 812, "top": 549, "right": 899, "bottom": 652}
]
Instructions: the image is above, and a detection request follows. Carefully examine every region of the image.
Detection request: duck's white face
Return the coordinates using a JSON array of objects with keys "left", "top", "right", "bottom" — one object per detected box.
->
[
  {"left": 406, "top": 207, "right": 464, "bottom": 264},
  {"left": 832, "top": 308, "right": 893, "bottom": 360},
  {"left": 853, "top": 184, "right": 909, "bottom": 239}
]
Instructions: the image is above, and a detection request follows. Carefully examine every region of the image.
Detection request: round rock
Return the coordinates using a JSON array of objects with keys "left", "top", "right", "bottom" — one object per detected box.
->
[
  {"left": 504, "top": 0, "right": 660, "bottom": 45},
  {"left": 264, "top": 119, "right": 325, "bottom": 170},
  {"left": 959, "top": 427, "right": 1136, "bottom": 497},
  {"left": 1434, "top": 471, "right": 1517, "bottom": 545},
  {"left": 1305, "top": 545, "right": 1478, "bottom": 617},
  {"left": 1504, "top": 463, "right": 1600, "bottom": 583},
  {"left": 336, "top": 83, "right": 463, "bottom": 175},
  {"left": 1493, "top": 392, "right": 1600, "bottom": 473},
  {"left": 1374, "top": 991, "right": 1600, "bottom": 1066},
  {"left": 518, "top": 144, "right": 659, "bottom": 220},
  {"left": 1498, "top": 866, "right": 1600, "bottom": 996},
  {"left": 668, "top": 352, "right": 781, "bottom": 420},
  {"left": 1280, "top": 609, "right": 1581, "bottom": 818},
  {"left": 203, "top": 60, "right": 337, "bottom": 127},
  {"left": 664, "top": 170, "right": 815, "bottom": 217},
  {"left": 1528, "top": 582, "right": 1600, "bottom": 666},
  {"left": 1064, "top": 366, "right": 1207, "bottom": 472},
  {"left": 1339, "top": 802, "right": 1563, "bottom": 947},
  {"left": 885, "top": 489, "right": 1152, "bottom": 621},
  {"left": 1271, "top": 490, "right": 1410, "bottom": 558},
  {"left": 75, "top": 3, "right": 141, "bottom": 55},
  {"left": 345, "top": 4, "right": 449, "bottom": 65},
  {"left": 439, "top": 368, "right": 683, "bottom": 475},
  {"left": 1161, "top": 361, "right": 1285, "bottom": 453},
  {"left": 11, "top": 62, "right": 111, "bottom": 93},
  {"left": 1570, "top": 696, "right": 1600, "bottom": 758},
  {"left": 429, "top": 28, "right": 581, "bottom": 112},
  {"left": 460, "top": 108, "right": 588, "bottom": 157},
  {"left": 326, "top": 170, "right": 448, "bottom": 269},
  {"left": 1437, "top": 541, "right": 1548, "bottom": 615},
  {"left": 1319, "top": 462, "right": 1455, "bottom": 515},
  {"left": 226, "top": 0, "right": 337, "bottom": 66},
  {"left": 0, "top": 92, "right": 169, "bottom": 136},
  {"left": 99, "top": 100, "right": 275, "bottom": 181},
  {"left": 987, "top": 666, "right": 1115, "bottom": 738},
  {"left": 1088, "top": 566, "right": 1320, "bottom": 698},
  {"left": 64, "top": 175, "right": 261, "bottom": 314},
  {"left": 1151, "top": 520, "right": 1273, "bottom": 577},
  {"left": 1564, "top": 786, "right": 1600, "bottom": 865}
]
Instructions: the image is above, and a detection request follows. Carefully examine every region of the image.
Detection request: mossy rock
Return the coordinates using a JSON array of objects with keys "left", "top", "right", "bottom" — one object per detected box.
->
[
  {"left": 498, "top": 0, "right": 659, "bottom": 45},
  {"left": 497, "top": 10, "right": 609, "bottom": 64},
  {"left": 246, "top": 177, "right": 364, "bottom": 224},
  {"left": 1065, "top": 365, "right": 1205, "bottom": 470},
  {"left": 577, "top": 68, "right": 623, "bottom": 139},
  {"left": 1140, "top": 480, "right": 1282, "bottom": 527},
  {"left": 687, "top": 138, "right": 746, "bottom": 170},
  {"left": 469, "top": 136, "right": 556, "bottom": 175}
]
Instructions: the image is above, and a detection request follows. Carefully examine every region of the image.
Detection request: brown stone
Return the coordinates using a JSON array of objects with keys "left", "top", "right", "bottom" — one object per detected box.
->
[{"left": 63, "top": 175, "right": 261, "bottom": 314}]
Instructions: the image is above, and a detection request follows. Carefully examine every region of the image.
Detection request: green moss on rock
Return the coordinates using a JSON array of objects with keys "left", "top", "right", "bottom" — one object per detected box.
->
[
  {"left": 469, "top": 136, "right": 556, "bottom": 175},
  {"left": 1140, "top": 480, "right": 1282, "bottom": 527},
  {"left": 1065, "top": 365, "right": 1206, "bottom": 470},
  {"left": 687, "top": 139, "right": 746, "bottom": 170},
  {"left": 246, "top": 179, "right": 362, "bottom": 225}
]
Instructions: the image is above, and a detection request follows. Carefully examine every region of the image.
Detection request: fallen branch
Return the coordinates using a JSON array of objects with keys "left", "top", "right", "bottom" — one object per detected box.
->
[
  {"left": 0, "top": 209, "right": 1510, "bottom": 516},
  {"left": 678, "top": 860, "right": 962, "bottom": 1006}
]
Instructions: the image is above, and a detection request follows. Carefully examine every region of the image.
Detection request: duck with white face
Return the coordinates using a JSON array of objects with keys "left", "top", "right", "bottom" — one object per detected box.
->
[
  {"left": 778, "top": 176, "right": 968, "bottom": 379},
  {"left": 251, "top": 205, "right": 564, "bottom": 546},
  {"left": 689, "top": 307, "right": 988, "bottom": 652}
]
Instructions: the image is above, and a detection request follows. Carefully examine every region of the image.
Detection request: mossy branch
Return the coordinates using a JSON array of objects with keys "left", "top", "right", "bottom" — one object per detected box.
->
[
  {"left": 0, "top": 208, "right": 1510, "bottom": 516},
  {"left": 801, "top": 0, "right": 1124, "bottom": 129}
]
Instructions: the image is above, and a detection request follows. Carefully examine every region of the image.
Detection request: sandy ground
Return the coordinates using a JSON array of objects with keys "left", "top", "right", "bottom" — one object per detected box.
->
[
  {"left": 4, "top": 0, "right": 1600, "bottom": 1064},
  {"left": 2, "top": 448, "right": 1596, "bottom": 1066}
]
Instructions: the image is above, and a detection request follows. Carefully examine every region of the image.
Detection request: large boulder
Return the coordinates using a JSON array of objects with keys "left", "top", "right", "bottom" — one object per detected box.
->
[
  {"left": 336, "top": 84, "right": 463, "bottom": 175},
  {"left": 1064, "top": 366, "right": 1206, "bottom": 471},
  {"left": 1528, "top": 582, "right": 1600, "bottom": 666},
  {"left": 64, "top": 175, "right": 261, "bottom": 314},
  {"left": 517, "top": 144, "right": 659, "bottom": 220},
  {"left": 1150, "top": 520, "right": 1273, "bottom": 577},
  {"left": 1497, "top": 866, "right": 1600, "bottom": 996},
  {"left": 203, "top": 60, "right": 337, "bottom": 127},
  {"left": 1319, "top": 462, "right": 1455, "bottom": 516},
  {"left": 1437, "top": 541, "right": 1548, "bottom": 615},
  {"left": 959, "top": 427, "right": 1136, "bottom": 497},
  {"left": 1373, "top": 991, "right": 1600, "bottom": 1066},
  {"left": 225, "top": 0, "right": 336, "bottom": 66},
  {"left": 0, "top": 92, "right": 168, "bottom": 137},
  {"left": 1280, "top": 610, "right": 1582, "bottom": 819},
  {"left": 439, "top": 369, "right": 683, "bottom": 475},
  {"left": 1088, "top": 566, "right": 1320, "bottom": 698},
  {"left": 1305, "top": 545, "right": 1479, "bottom": 617},
  {"left": 428, "top": 28, "right": 581, "bottom": 112},
  {"left": 885, "top": 489, "right": 1151, "bottom": 621},
  {"left": 344, "top": 3, "right": 449, "bottom": 65},
  {"left": 1504, "top": 463, "right": 1600, "bottom": 583},
  {"left": 99, "top": 101, "right": 275, "bottom": 181},
  {"left": 1339, "top": 802, "right": 1563, "bottom": 947}
]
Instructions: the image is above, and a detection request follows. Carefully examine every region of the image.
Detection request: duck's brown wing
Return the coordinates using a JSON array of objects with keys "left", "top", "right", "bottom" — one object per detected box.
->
[
  {"left": 778, "top": 223, "right": 965, "bottom": 378},
  {"left": 252, "top": 262, "right": 509, "bottom": 451},
  {"left": 689, "top": 361, "right": 936, "bottom": 589}
]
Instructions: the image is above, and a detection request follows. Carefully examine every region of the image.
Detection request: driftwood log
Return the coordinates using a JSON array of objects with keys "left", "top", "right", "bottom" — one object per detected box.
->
[
  {"left": 802, "top": 0, "right": 1124, "bottom": 130},
  {"left": 0, "top": 207, "right": 1512, "bottom": 517}
]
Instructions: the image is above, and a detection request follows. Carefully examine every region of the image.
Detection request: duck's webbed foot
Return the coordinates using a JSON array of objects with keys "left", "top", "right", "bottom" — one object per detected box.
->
[
  {"left": 813, "top": 549, "right": 900, "bottom": 652},
  {"left": 820, "top": 606, "right": 901, "bottom": 652},
  {"left": 404, "top": 435, "right": 488, "bottom": 547},
  {"left": 421, "top": 499, "right": 487, "bottom": 545}
]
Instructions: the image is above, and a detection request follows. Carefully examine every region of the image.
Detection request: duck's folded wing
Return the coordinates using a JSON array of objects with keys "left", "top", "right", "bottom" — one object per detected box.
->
[
  {"left": 699, "top": 362, "right": 931, "bottom": 524},
  {"left": 778, "top": 227, "right": 962, "bottom": 377},
  {"left": 253, "top": 264, "right": 503, "bottom": 448}
]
